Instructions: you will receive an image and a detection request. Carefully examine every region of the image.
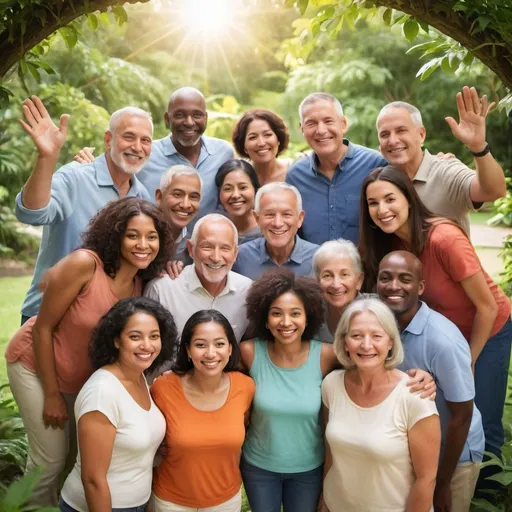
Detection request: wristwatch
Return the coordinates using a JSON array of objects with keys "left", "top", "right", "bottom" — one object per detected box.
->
[{"left": 470, "top": 143, "right": 491, "bottom": 157}]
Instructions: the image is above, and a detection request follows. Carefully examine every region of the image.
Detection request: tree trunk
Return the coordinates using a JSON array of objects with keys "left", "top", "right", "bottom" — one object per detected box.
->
[{"left": 0, "top": 0, "right": 148, "bottom": 78}]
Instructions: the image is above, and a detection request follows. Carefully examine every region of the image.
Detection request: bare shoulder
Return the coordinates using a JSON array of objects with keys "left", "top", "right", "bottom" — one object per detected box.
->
[
  {"left": 239, "top": 339, "right": 256, "bottom": 371},
  {"left": 320, "top": 342, "right": 340, "bottom": 376}
]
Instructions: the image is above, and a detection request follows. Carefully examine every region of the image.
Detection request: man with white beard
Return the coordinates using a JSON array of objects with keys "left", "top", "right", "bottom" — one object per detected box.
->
[
  {"left": 15, "top": 96, "right": 152, "bottom": 323},
  {"left": 144, "top": 213, "right": 252, "bottom": 342}
]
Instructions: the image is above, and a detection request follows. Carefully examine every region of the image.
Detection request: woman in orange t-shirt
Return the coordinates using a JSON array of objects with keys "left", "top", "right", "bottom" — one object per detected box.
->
[
  {"left": 5, "top": 198, "right": 173, "bottom": 507},
  {"left": 359, "top": 165, "right": 511, "bottom": 472},
  {"left": 151, "top": 310, "right": 255, "bottom": 512}
]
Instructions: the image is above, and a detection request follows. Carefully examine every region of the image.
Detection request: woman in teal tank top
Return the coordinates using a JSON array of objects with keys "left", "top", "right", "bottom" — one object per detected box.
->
[{"left": 240, "top": 270, "right": 339, "bottom": 512}]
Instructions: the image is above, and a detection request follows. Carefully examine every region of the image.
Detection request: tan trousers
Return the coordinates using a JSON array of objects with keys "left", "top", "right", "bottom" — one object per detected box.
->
[
  {"left": 451, "top": 461, "right": 481, "bottom": 512},
  {"left": 7, "top": 362, "right": 77, "bottom": 507},
  {"left": 151, "top": 488, "right": 242, "bottom": 512}
]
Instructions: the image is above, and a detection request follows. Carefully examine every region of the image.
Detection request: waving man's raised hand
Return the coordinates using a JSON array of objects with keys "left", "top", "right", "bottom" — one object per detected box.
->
[{"left": 19, "top": 96, "right": 70, "bottom": 157}]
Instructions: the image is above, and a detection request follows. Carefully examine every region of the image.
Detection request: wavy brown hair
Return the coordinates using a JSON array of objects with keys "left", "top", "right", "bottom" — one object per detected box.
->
[
  {"left": 232, "top": 109, "right": 289, "bottom": 158},
  {"left": 245, "top": 268, "right": 324, "bottom": 342},
  {"left": 81, "top": 197, "right": 174, "bottom": 281},
  {"left": 359, "top": 165, "right": 434, "bottom": 292}
]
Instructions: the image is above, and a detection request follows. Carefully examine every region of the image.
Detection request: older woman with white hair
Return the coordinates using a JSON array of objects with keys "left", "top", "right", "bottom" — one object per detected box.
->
[
  {"left": 320, "top": 298, "right": 441, "bottom": 512},
  {"left": 313, "top": 239, "right": 364, "bottom": 343}
]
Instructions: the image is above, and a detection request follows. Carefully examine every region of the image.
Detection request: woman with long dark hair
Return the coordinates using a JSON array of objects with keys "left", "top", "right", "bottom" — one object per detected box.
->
[
  {"left": 5, "top": 197, "right": 173, "bottom": 506},
  {"left": 150, "top": 310, "right": 255, "bottom": 511},
  {"left": 359, "top": 165, "right": 511, "bottom": 471},
  {"left": 60, "top": 297, "right": 177, "bottom": 512}
]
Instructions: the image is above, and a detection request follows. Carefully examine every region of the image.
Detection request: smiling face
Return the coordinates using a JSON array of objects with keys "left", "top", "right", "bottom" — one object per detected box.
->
[
  {"left": 267, "top": 291, "right": 307, "bottom": 345},
  {"left": 219, "top": 169, "right": 256, "bottom": 219},
  {"left": 115, "top": 312, "right": 162, "bottom": 372},
  {"left": 255, "top": 189, "right": 304, "bottom": 251},
  {"left": 187, "top": 321, "right": 232, "bottom": 377},
  {"left": 300, "top": 99, "right": 347, "bottom": 160},
  {"left": 189, "top": 220, "right": 238, "bottom": 285},
  {"left": 165, "top": 93, "right": 207, "bottom": 148},
  {"left": 377, "top": 108, "right": 426, "bottom": 172},
  {"left": 366, "top": 180, "right": 410, "bottom": 239},
  {"left": 377, "top": 252, "right": 424, "bottom": 317},
  {"left": 345, "top": 311, "right": 393, "bottom": 370},
  {"left": 318, "top": 256, "right": 363, "bottom": 312},
  {"left": 244, "top": 119, "right": 279, "bottom": 164},
  {"left": 156, "top": 174, "right": 201, "bottom": 232},
  {"left": 106, "top": 115, "right": 152, "bottom": 175},
  {"left": 120, "top": 214, "right": 160, "bottom": 270}
]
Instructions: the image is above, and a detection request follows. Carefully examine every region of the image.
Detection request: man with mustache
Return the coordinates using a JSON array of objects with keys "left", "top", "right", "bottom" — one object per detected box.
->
[{"left": 15, "top": 96, "right": 152, "bottom": 324}]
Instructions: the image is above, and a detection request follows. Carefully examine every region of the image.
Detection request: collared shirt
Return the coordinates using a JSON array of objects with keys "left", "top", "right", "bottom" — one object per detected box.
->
[
  {"left": 136, "top": 135, "right": 233, "bottom": 227},
  {"left": 144, "top": 264, "right": 252, "bottom": 342},
  {"left": 398, "top": 302, "right": 484, "bottom": 464},
  {"left": 173, "top": 227, "right": 192, "bottom": 264},
  {"left": 413, "top": 149, "right": 479, "bottom": 235},
  {"left": 232, "top": 235, "right": 319, "bottom": 280},
  {"left": 286, "top": 140, "right": 386, "bottom": 245},
  {"left": 15, "top": 154, "right": 150, "bottom": 318}
]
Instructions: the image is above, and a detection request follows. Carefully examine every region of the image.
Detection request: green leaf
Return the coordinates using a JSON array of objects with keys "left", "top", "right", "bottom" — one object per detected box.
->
[
  {"left": 2, "top": 467, "right": 42, "bottom": 508},
  {"left": 486, "top": 470, "right": 512, "bottom": 486},
  {"left": 58, "top": 26, "right": 78, "bottom": 49},
  {"left": 87, "top": 13, "right": 98, "bottom": 30},
  {"left": 98, "top": 12, "right": 110, "bottom": 26},
  {"left": 112, "top": 5, "right": 128, "bottom": 25},
  {"left": 403, "top": 19, "right": 419, "bottom": 43},
  {"left": 416, "top": 57, "right": 441, "bottom": 81},
  {"left": 382, "top": 8, "right": 392, "bottom": 26},
  {"left": 477, "top": 16, "right": 492, "bottom": 32},
  {"left": 26, "top": 62, "right": 41, "bottom": 82},
  {"left": 38, "top": 62, "right": 56, "bottom": 75},
  {"left": 298, "top": 0, "right": 309, "bottom": 15}
]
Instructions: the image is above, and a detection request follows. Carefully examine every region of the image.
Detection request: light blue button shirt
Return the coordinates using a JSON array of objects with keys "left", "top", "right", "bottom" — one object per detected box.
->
[
  {"left": 136, "top": 135, "right": 233, "bottom": 228},
  {"left": 16, "top": 154, "right": 150, "bottom": 317},
  {"left": 398, "top": 302, "right": 485, "bottom": 464},
  {"left": 233, "top": 235, "right": 319, "bottom": 280},
  {"left": 286, "top": 140, "right": 386, "bottom": 245}
]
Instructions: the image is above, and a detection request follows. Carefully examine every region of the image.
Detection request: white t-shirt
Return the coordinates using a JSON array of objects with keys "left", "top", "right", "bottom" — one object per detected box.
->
[
  {"left": 61, "top": 369, "right": 166, "bottom": 511},
  {"left": 321, "top": 370, "right": 438, "bottom": 512}
]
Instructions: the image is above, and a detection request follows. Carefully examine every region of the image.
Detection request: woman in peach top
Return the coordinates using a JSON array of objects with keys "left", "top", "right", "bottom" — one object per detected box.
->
[{"left": 5, "top": 197, "right": 173, "bottom": 507}]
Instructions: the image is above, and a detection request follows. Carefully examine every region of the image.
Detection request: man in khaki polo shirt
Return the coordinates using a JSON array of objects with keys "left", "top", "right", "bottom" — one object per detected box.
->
[
  {"left": 144, "top": 213, "right": 252, "bottom": 342},
  {"left": 376, "top": 86, "right": 506, "bottom": 233}
]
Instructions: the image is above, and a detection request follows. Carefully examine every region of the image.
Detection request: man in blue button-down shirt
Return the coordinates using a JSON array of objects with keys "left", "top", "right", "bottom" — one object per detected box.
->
[
  {"left": 77, "top": 87, "right": 234, "bottom": 228},
  {"left": 15, "top": 96, "right": 152, "bottom": 322},
  {"left": 233, "top": 182, "right": 318, "bottom": 280},
  {"left": 377, "top": 251, "right": 484, "bottom": 511},
  {"left": 286, "top": 93, "right": 386, "bottom": 245},
  {"left": 136, "top": 87, "right": 233, "bottom": 227}
]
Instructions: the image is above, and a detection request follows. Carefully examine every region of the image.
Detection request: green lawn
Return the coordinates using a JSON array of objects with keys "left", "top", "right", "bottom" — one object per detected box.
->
[{"left": 0, "top": 276, "right": 31, "bottom": 383}]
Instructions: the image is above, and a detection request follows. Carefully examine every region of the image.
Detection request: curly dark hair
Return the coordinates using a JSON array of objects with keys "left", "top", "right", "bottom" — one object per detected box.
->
[
  {"left": 232, "top": 109, "right": 289, "bottom": 158},
  {"left": 89, "top": 297, "right": 178, "bottom": 373},
  {"left": 359, "top": 165, "right": 435, "bottom": 292},
  {"left": 173, "top": 310, "right": 241, "bottom": 374},
  {"left": 81, "top": 197, "right": 174, "bottom": 281},
  {"left": 245, "top": 268, "right": 324, "bottom": 342}
]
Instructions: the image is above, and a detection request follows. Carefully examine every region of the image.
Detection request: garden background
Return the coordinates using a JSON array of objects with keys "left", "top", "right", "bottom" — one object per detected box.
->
[{"left": 0, "top": 0, "right": 512, "bottom": 510}]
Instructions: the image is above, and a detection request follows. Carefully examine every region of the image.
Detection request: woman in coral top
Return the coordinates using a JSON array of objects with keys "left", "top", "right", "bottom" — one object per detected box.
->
[
  {"left": 151, "top": 309, "right": 255, "bottom": 512},
  {"left": 5, "top": 197, "right": 173, "bottom": 506},
  {"left": 359, "top": 165, "right": 511, "bottom": 468}
]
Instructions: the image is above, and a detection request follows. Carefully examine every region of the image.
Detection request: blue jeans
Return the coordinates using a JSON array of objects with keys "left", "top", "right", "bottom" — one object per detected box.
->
[
  {"left": 241, "top": 457, "right": 323, "bottom": 512},
  {"left": 474, "top": 317, "right": 512, "bottom": 458},
  {"left": 59, "top": 497, "right": 147, "bottom": 512}
]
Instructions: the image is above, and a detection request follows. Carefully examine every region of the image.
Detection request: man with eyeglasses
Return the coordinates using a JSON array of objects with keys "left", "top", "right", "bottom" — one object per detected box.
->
[{"left": 76, "top": 87, "right": 233, "bottom": 227}]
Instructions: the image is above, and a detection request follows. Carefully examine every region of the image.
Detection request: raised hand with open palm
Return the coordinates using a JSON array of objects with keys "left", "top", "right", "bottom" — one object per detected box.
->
[
  {"left": 19, "top": 96, "right": 70, "bottom": 158},
  {"left": 444, "top": 86, "right": 494, "bottom": 154}
]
